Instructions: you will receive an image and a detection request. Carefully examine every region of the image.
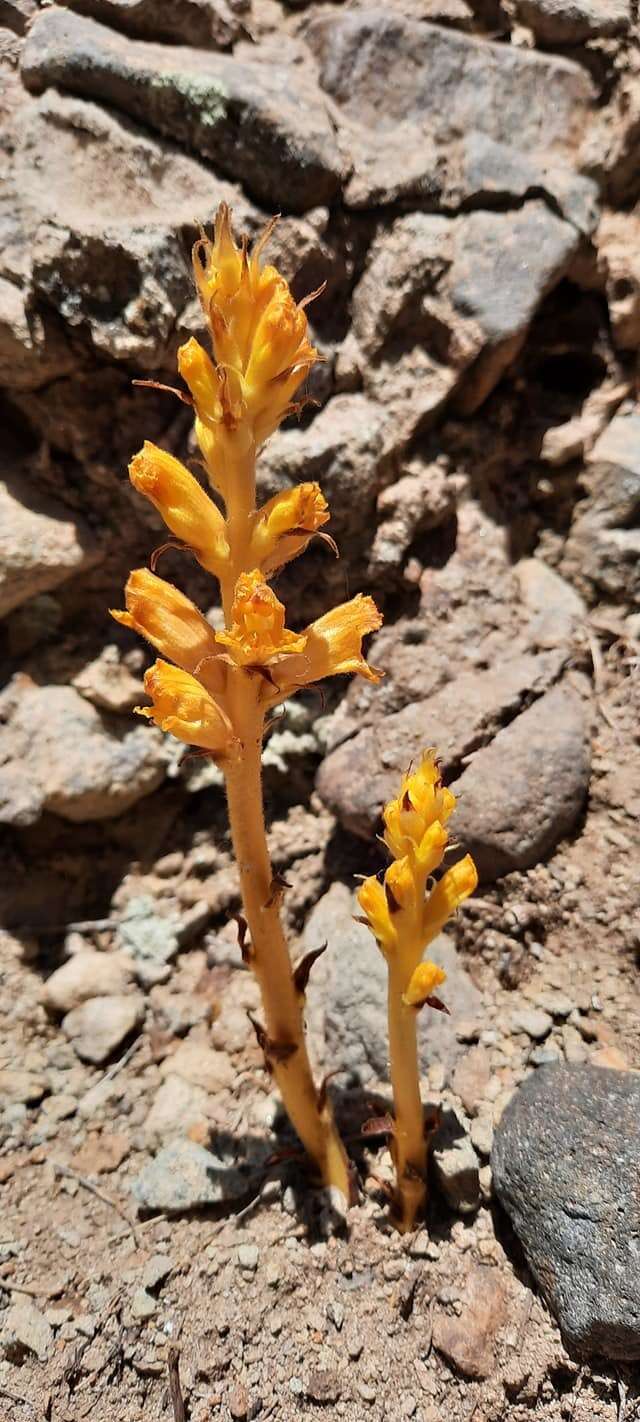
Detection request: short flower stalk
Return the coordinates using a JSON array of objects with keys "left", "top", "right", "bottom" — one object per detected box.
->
[
  {"left": 357, "top": 756, "right": 478, "bottom": 1232},
  {"left": 114, "top": 205, "right": 382, "bottom": 1199}
]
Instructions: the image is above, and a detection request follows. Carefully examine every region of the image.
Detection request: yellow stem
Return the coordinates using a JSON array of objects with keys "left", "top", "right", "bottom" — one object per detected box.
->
[
  {"left": 220, "top": 441, "right": 257, "bottom": 622},
  {"left": 223, "top": 691, "right": 351, "bottom": 1197},
  {"left": 388, "top": 961, "right": 427, "bottom": 1233}
]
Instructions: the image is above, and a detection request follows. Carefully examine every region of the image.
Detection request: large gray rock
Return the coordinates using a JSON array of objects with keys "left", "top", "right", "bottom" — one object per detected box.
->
[
  {"left": 0, "top": 472, "right": 100, "bottom": 618},
  {"left": 22, "top": 8, "right": 344, "bottom": 212},
  {"left": 305, "top": 9, "right": 594, "bottom": 215},
  {"left": 350, "top": 205, "right": 580, "bottom": 428},
  {"left": 62, "top": 0, "right": 249, "bottom": 48},
  {"left": 304, "top": 883, "right": 482, "bottom": 1087},
  {"left": 0, "top": 679, "right": 169, "bottom": 826},
  {"left": 452, "top": 680, "right": 591, "bottom": 880},
  {"left": 316, "top": 651, "right": 565, "bottom": 840},
  {"left": 493, "top": 1064, "right": 640, "bottom": 1359}
]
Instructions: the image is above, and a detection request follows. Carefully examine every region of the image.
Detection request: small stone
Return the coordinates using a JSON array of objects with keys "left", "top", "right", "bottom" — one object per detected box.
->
[
  {"left": 144, "top": 1076, "right": 210, "bottom": 1146},
  {"left": 327, "top": 1299, "right": 344, "bottom": 1331},
  {"left": 40, "top": 1094, "right": 77, "bottom": 1122},
  {"left": 510, "top": 1008, "right": 553, "bottom": 1041},
  {"left": 159, "top": 1040, "right": 234, "bottom": 1094},
  {"left": 141, "top": 1254, "right": 173, "bottom": 1292},
  {"left": 452, "top": 1045, "right": 491, "bottom": 1117},
  {"left": 432, "top": 1106, "right": 481, "bottom": 1214},
  {"left": 72, "top": 1132, "right": 130, "bottom": 1174},
  {"left": 63, "top": 993, "right": 144, "bottom": 1065},
  {"left": 561, "top": 1024, "right": 589, "bottom": 1064},
  {"left": 531, "top": 989, "right": 575, "bottom": 1020},
  {"left": 130, "top": 1288, "right": 156, "bottom": 1321},
  {"left": 433, "top": 1266, "right": 510, "bottom": 1379},
  {"left": 345, "top": 1325, "right": 364, "bottom": 1360},
  {"left": 470, "top": 1117, "right": 493, "bottom": 1158},
  {"left": 1, "top": 1301, "right": 53, "bottom": 1362},
  {"left": 43, "top": 950, "right": 134, "bottom": 1015},
  {"left": 529, "top": 1045, "right": 561, "bottom": 1068},
  {"left": 228, "top": 1383, "right": 249, "bottom": 1421},
  {"left": 0, "top": 1069, "right": 46, "bottom": 1105},
  {"left": 307, "top": 1370, "right": 341, "bottom": 1404},
  {"left": 237, "top": 1243, "right": 259, "bottom": 1271},
  {"left": 117, "top": 895, "right": 180, "bottom": 970},
  {"left": 289, "top": 1377, "right": 304, "bottom": 1396},
  {"left": 358, "top": 1381, "right": 377, "bottom": 1403},
  {"left": 132, "top": 1139, "right": 244, "bottom": 1214}
]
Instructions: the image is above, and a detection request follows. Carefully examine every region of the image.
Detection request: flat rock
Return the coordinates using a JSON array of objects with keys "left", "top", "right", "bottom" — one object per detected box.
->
[
  {"left": 515, "top": 0, "right": 629, "bottom": 44},
  {"left": 22, "top": 8, "right": 344, "bottom": 211},
  {"left": 0, "top": 473, "right": 100, "bottom": 618},
  {"left": 1, "top": 1301, "right": 53, "bottom": 1363},
  {"left": 0, "top": 679, "right": 168, "bottom": 826},
  {"left": 62, "top": 993, "right": 145, "bottom": 1064},
  {"left": 132, "top": 1138, "right": 245, "bottom": 1213},
  {"left": 492, "top": 1064, "right": 640, "bottom": 1359},
  {"left": 306, "top": 9, "right": 593, "bottom": 216},
  {"left": 304, "top": 883, "right": 482, "bottom": 1086},
  {"left": 451, "top": 679, "right": 591, "bottom": 881},
  {"left": 433, "top": 1265, "right": 511, "bottom": 1379},
  {"left": 316, "top": 651, "right": 564, "bottom": 840},
  {"left": 43, "top": 950, "right": 134, "bottom": 1015},
  {"left": 516, "top": 559, "right": 586, "bottom": 651},
  {"left": 432, "top": 1105, "right": 481, "bottom": 1214},
  {"left": 63, "top": 0, "right": 249, "bottom": 48}
]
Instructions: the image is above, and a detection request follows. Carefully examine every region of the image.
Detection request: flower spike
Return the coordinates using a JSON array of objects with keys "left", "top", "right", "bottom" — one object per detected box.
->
[{"left": 357, "top": 753, "right": 477, "bottom": 1232}]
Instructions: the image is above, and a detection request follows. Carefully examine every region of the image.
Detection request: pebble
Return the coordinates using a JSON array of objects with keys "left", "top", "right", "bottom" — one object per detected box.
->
[
  {"left": 237, "top": 1244, "right": 259, "bottom": 1272},
  {"left": 0, "top": 1069, "right": 46, "bottom": 1104},
  {"left": 228, "top": 1383, "right": 249, "bottom": 1420},
  {"left": 132, "top": 1139, "right": 245, "bottom": 1214},
  {"left": 529, "top": 1044, "right": 560, "bottom": 1067},
  {"left": 470, "top": 1117, "right": 493, "bottom": 1158},
  {"left": 530, "top": 989, "right": 574, "bottom": 1019},
  {"left": 130, "top": 1288, "right": 157, "bottom": 1321},
  {"left": 345, "top": 1325, "right": 364, "bottom": 1360},
  {"left": 561, "top": 1024, "right": 589, "bottom": 1063},
  {"left": 510, "top": 1007, "right": 552, "bottom": 1040},
  {"left": 142, "top": 1254, "right": 173, "bottom": 1292},
  {"left": 40, "top": 1093, "right": 78, "bottom": 1121},
  {"left": 432, "top": 1106, "right": 481, "bottom": 1214},
  {"left": 307, "top": 1369, "right": 341, "bottom": 1404},
  {"left": 62, "top": 994, "right": 145, "bottom": 1065},
  {"left": 159, "top": 1040, "right": 234, "bottom": 1093},
  {"left": 358, "top": 1381, "right": 377, "bottom": 1403},
  {"left": 42, "top": 950, "right": 134, "bottom": 1014},
  {"left": 452, "top": 1045, "right": 491, "bottom": 1117},
  {"left": 1, "top": 1301, "right": 53, "bottom": 1362},
  {"left": 117, "top": 895, "right": 180, "bottom": 971},
  {"left": 327, "top": 1299, "right": 345, "bottom": 1330}
]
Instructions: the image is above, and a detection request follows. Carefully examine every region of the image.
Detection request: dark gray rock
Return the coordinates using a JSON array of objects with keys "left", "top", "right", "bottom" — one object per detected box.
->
[
  {"left": 492, "top": 1064, "right": 640, "bottom": 1359},
  {"left": 316, "top": 651, "right": 565, "bottom": 841},
  {"left": 452, "top": 679, "right": 591, "bottom": 880},
  {"left": 22, "top": 8, "right": 345, "bottom": 212},
  {"left": 515, "top": 0, "right": 629, "bottom": 45},
  {"left": 304, "top": 883, "right": 482, "bottom": 1087},
  {"left": 62, "top": 0, "right": 249, "bottom": 48}
]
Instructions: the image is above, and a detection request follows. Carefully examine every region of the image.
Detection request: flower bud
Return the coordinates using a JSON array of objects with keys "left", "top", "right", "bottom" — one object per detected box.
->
[
  {"left": 137, "top": 659, "right": 234, "bottom": 756},
  {"left": 111, "top": 568, "right": 220, "bottom": 678},
  {"left": 129, "top": 442, "right": 229, "bottom": 577}
]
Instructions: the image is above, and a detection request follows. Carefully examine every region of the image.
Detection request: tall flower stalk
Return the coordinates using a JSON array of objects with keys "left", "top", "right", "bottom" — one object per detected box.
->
[
  {"left": 357, "top": 755, "right": 477, "bottom": 1231},
  {"left": 113, "top": 205, "right": 382, "bottom": 1198}
]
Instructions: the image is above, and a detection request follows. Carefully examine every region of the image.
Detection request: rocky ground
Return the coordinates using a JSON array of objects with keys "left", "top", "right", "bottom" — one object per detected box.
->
[{"left": 1, "top": 0, "right": 640, "bottom": 1418}]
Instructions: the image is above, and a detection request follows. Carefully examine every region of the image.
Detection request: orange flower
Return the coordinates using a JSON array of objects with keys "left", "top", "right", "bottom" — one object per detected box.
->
[
  {"left": 129, "top": 442, "right": 229, "bottom": 577},
  {"left": 111, "top": 568, "right": 221, "bottom": 681},
  {"left": 275, "top": 595, "right": 382, "bottom": 692},
  {"left": 216, "top": 570, "right": 306, "bottom": 668},
  {"left": 250, "top": 483, "right": 330, "bottom": 575},
  {"left": 137, "top": 660, "right": 234, "bottom": 756}
]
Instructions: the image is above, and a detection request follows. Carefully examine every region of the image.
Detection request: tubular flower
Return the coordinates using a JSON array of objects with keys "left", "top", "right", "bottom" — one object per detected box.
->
[
  {"left": 250, "top": 483, "right": 330, "bottom": 575},
  {"left": 129, "top": 442, "right": 229, "bottom": 577},
  {"left": 191, "top": 203, "right": 319, "bottom": 450},
  {"left": 137, "top": 659, "right": 234, "bottom": 757},
  {"left": 403, "top": 960, "right": 447, "bottom": 1008},
  {"left": 111, "top": 569, "right": 221, "bottom": 679},
  {"left": 178, "top": 338, "right": 250, "bottom": 495},
  {"left": 216, "top": 570, "right": 306, "bottom": 669},
  {"left": 356, "top": 753, "right": 477, "bottom": 1233},
  {"left": 275, "top": 595, "right": 383, "bottom": 693}
]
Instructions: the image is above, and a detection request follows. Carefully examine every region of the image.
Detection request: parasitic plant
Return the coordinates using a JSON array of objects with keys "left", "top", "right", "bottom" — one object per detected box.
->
[
  {"left": 357, "top": 755, "right": 477, "bottom": 1231},
  {"left": 113, "top": 205, "right": 382, "bottom": 1199}
]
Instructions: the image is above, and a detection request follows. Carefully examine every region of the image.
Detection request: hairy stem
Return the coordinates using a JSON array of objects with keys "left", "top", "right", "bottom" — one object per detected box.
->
[
  {"left": 223, "top": 688, "right": 351, "bottom": 1198},
  {"left": 387, "top": 963, "right": 427, "bottom": 1232}
]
